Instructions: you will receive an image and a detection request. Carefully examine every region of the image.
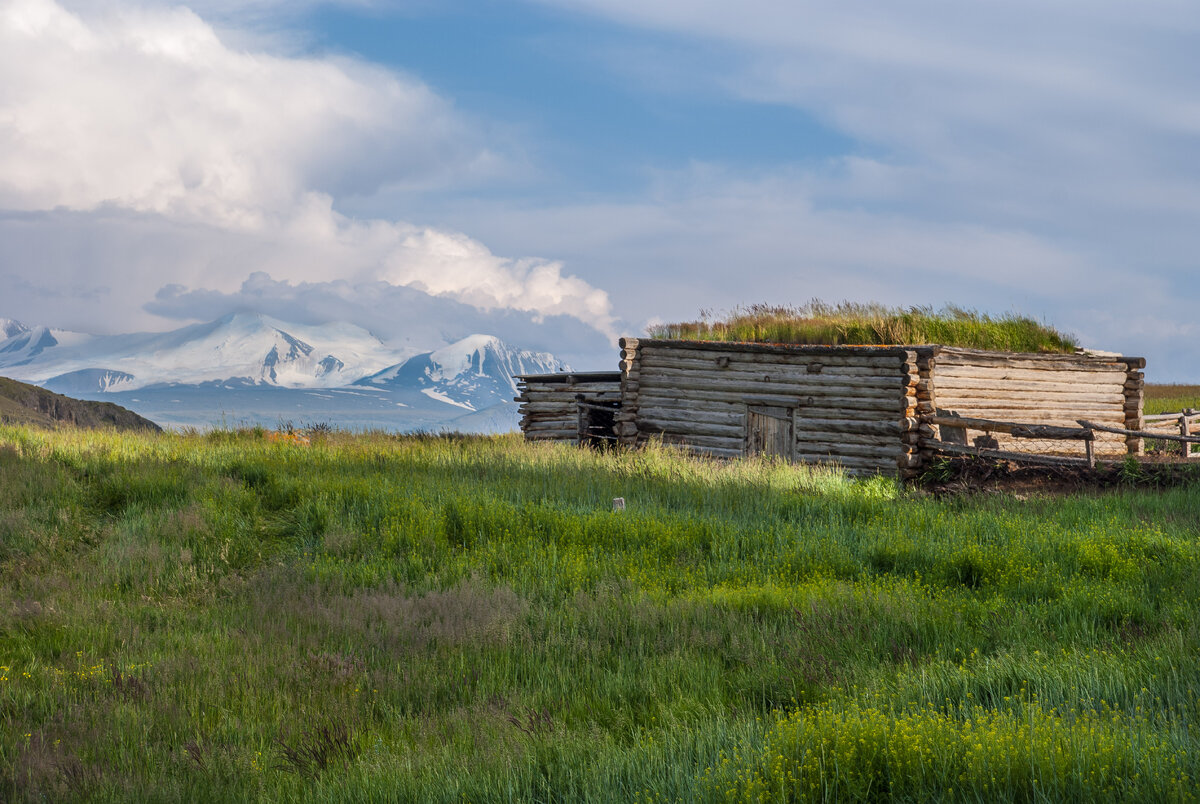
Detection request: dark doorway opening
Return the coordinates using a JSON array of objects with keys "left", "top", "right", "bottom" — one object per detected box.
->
[{"left": 576, "top": 396, "right": 620, "bottom": 447}]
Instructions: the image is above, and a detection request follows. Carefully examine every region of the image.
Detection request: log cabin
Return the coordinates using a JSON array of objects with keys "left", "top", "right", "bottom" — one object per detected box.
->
[{"left": 515, "top": 338, "right": 1145, "bottom": 478}]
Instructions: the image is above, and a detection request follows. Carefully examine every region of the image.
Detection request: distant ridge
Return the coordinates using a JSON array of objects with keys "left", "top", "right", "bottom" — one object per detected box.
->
[{"left": 0, "top": 376, "right": 161, "bottom": 431}]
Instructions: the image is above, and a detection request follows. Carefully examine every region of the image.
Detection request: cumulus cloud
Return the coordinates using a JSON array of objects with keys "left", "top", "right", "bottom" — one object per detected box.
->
[
  {"left": 0, "top": 0, "right": 614, "bottom": 339},
  {"left": 145, "top": 272, "right": 614, "bottom": 368}
]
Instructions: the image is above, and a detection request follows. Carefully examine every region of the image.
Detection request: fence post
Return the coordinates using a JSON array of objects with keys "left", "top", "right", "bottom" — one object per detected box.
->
[
  {"left": 1084, "top": 428, "right": 1096, "bottom": 469},
  {"left": 1182, "top": 411, "right": 1194, "bottom": 458}
]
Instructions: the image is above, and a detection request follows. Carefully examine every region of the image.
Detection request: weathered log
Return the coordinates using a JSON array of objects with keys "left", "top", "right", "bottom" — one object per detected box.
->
[
  {"left": 656, "top": 433, "right": 745, "bottom": 451},
  {"left": 638, "top": 419, "right": 744, "bottom": 438},
  {"left": 640, "top": 339, "right": 918, "bottom": 359},
  {"left": 525, "top": 431, "right": 579, "bottom": 441},
  {"left": 795, "top": 431, "right": 907, "bottom": 448},
  {"left": 933, "top": 409, "right": 1124, "bottom": 426},
  {"left": 934, "top": 364, "right": 1129, "bottom": 382},
  {"left": 637, "top": 407, "right": 745, "bottom": 427},
  {"left": 637, "top": 364, "right": 914, "bottom": 389},
  {"left": 792, "top": 453, "right": 900, "bottom": 472},
  {"left": 634, "top": 389, "right": 911, "bottom": 412},
  {"left": 933, "top": 377, "right": 1126, "bottom": 395},
  {"left": 638, "top": 352, "right": 904, "bottom": 373},
  {"left": 938, "top": 347, "right": 1141, "bottom": 369},
  {"left": 933, "top": 396, "right": 1126, "bottom": 411},
  {"left": 795, "top": 442, "right": 906, "bottom": 460},
  {"left": 1078, "top": 420, "right": 1200, "bottom": 444},
  {"left": 637, "top": 373, "right": 910, "bottom": 400},
  {"left": 524, "top": 420, "right": 579, "bottom": 432},
  {"left": 932, "top": 387, "right": 1126, "bottom": 404},
  {"left": 925, "top": 414, "right": 1093, "bottom": 440},
  {"left": 632, "top": 393, "right": 906, "bottom": 420}
]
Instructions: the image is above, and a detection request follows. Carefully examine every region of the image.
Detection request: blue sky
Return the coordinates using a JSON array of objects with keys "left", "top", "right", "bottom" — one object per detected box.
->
[
  {"left": 305, "top": 2, "right": 854, "bottom": 199},
  {"left": 2, "top": 0, "right": 1200, "bottom": 376}
]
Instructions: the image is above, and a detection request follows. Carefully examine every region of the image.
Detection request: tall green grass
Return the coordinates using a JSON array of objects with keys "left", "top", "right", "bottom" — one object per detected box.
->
[
  {"left": 1146, "top": 384, "right": 1200, "bottom": 415},
  {"left": 648, "top": 301, "right": 1080, "bottom": 353},
  {"left": 1, "top": 426, "right": 1198, "bottom": 801}
]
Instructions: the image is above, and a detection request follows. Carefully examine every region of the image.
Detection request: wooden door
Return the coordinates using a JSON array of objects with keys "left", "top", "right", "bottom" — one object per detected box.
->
[{"left": 746, "top": 405, "right": 794, "bottom": 459}]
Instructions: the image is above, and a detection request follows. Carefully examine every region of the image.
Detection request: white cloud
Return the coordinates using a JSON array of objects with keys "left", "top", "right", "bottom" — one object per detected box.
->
[
  {"left": 500, "top": 0, "right": 1200, "bottom": 377},
  {"left": 0, "top": 0, "right": 615, "bottom": 338}
]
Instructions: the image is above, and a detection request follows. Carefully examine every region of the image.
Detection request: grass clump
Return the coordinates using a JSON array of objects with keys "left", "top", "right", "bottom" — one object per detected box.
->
[{"left": 649, "top": 301, "right": 1080, "bottom": 353}]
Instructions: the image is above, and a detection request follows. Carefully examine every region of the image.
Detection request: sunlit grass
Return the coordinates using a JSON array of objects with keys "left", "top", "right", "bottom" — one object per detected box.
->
[{"left": 1, "top": 425, "right": 1199, "bottom": 801}]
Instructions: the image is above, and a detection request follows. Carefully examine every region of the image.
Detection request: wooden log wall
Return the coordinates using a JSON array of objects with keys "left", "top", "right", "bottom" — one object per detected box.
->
[
  {"left": 926, "top": 347, "right": 1146, "bottom": 459},
  {"left": 624, "top": 339, "right": 929, "bottom": 477},
  {"left": 515, "top": 373, "right": 622, "bottom": 443}
]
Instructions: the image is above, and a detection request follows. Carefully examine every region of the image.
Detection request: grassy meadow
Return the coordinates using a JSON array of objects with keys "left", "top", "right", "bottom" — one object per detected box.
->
[
  {"left": 1146, "top": 385, "right": 1200, "bottom": 415},
  {"left": 2, "top": 425, "right": 1199, "bottom": 802}
]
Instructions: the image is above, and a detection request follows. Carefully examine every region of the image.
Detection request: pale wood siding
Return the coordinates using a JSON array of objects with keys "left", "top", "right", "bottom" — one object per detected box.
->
[{"left": 928, "top": 348, "right": 1145, "bottom": 458}]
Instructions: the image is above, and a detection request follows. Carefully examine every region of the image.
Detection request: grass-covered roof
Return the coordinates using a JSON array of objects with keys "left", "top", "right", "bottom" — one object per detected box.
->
[{"left": 647, "top": 302, "right": 1079, "bottom": 354}]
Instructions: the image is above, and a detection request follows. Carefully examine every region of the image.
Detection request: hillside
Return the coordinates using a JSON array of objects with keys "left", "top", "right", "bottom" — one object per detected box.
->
[
  {"left": 0, "top": 376, "right": 160, "bottom": 431},
  {"left": 650, "top": 301, "right": 1080, "bottom": 353}
]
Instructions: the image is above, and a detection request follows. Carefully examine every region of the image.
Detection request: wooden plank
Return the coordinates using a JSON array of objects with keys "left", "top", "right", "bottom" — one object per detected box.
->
[{"left": 747, "top": 407, "right": 792, "bottom": 458}]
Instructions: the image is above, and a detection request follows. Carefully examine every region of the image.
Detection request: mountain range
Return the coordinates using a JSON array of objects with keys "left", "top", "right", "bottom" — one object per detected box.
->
[{"left": 0, "top": 313, "right": 567, "bottom": 432}]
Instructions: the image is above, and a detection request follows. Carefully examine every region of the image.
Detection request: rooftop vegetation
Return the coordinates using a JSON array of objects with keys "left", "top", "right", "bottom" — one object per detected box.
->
[{"left": 648, "top": 301, "right": 1080, "bottom": 353}]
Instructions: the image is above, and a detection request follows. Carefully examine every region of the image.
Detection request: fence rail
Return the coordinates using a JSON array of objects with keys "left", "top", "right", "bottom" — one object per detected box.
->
[
  {"left": 1137, "top": 408, "right": 1199, "bottom": 458},
  {"left": 923, "top": 411, "right": 1200, "bottom": 467}
]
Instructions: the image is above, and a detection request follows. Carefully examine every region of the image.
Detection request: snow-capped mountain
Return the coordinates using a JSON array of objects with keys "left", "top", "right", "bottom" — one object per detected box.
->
[
  {"left": 0, "top": 318, "right": 29, "bottom": 339},
  {"left": 0, "top": 312, "right": 404, "bottom": 391},
  {"left": 0, "top": 313, "right": 575, "bottom": 432},
  {"left": 357, "top": 334, "right": 567, "bottom": 412}
]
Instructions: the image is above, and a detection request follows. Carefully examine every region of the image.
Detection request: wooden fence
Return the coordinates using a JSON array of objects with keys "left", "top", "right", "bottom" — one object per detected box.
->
[
  {"left": 1141, "top": 409, "right": 1200, "bottom": 458},
  {"left": 923, "top": 412, "right": 1200, "bottom": 468}
]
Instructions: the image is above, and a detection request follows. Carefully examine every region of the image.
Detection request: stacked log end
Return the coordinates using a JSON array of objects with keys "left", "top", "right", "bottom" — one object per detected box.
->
[
  {"left": 616, "top": 337, "right": 641, "bottom": 448},
  {"left": 1123, "top": 360, "right": 1146, "bottom": 456},
  {"left": 904, "top": 348, "right": 937, "bottom": 481}
]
